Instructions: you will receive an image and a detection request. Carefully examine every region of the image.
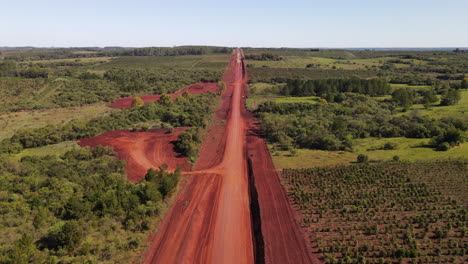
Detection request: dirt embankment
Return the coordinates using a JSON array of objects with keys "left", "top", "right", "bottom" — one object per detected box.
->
[
  {"left": 78, "top": 128, "right": 191, "bottom": 183},
  {"left": 109, "top": 83, "right": 218, "bottom": 109},
  {"left": 245, "top": 111, "right": 321, "bottom": 264}
]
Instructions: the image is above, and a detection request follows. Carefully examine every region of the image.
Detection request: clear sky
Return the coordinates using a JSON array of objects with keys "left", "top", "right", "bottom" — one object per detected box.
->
[{"left": 1, "top": 0, "right": 467, "bottom": 48}]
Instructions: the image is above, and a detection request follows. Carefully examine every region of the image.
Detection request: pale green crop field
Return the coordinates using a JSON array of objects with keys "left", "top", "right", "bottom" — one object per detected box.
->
[
  {"left": 270, "top": 137, "right": 467, "bottom": 170},
  {"left": 0, "top": 103, "right": 114, "bottom": 140},
  {"left": 14, "top": 141, "right": 80, "bottom": 159}
]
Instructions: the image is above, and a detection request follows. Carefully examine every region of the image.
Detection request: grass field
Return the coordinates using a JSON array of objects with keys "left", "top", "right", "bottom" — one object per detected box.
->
[
  {"left": 14, "top": 141, "right": 80, "bottom": 159},
  {"left": 390, "top": 83, "right": 431, "bottom": 90},
  {"left": 246, "top": 94, "right": 319, "bottom": 110},
  {"left": 400, "top": 90, "right": 468, "bottom": 119},
  {"left": 245, "top": 55, "right": 429, "bottom": 71},
  {"left": 247, "top": 82, "right": 319, "bottom": 110},
  {"left": 270, "top": 137, "right": 468, "bottom": 170},
  {"left": 0, "top": 103, "right": 114, "bottom": 140}
]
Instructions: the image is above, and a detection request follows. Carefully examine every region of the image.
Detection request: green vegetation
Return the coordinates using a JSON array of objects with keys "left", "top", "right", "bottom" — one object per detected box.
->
[
  {"left": 131, "top": 97, "right": 144, "bottom": 108},
  {"left": 270, "top": 137, "right": 468, "bottom": 170},
  {"left": 441, "top": 89, "right": 462, "bottom": 106},
  {"left": 245, "top": 53, "right": 283, "bottom": 61},
  {"left": 0, "top": 103, "right": 113, "bottom": 140},
  {"left": 175, "top": 127, "right": 202, "bottom": 163},
  {"left": 1, "top": 46, "right": 230, "bottom": 62},
  {"left": 256, "top": 94, "right": 467, "bottom": 152},
  {"left": 282, "top": 160, "right": 468, "bottom": 264},
  {"left": 244, "top": 48, "right": 468, "bottom": 87},
  {"left": 282, "top": 78, "right": 391, "bottom": 97},
  {"left": 0, "top": 92, "right": 216, "bottom": 154},
  {"left": 248, "top": 50, "right": 468, "bottom": 169},
  {"left": 0, "top": 147, "right": 181, "bottom": 263},
  {"left": 0, "top": 52, "right": 225, "bottom": 113}
]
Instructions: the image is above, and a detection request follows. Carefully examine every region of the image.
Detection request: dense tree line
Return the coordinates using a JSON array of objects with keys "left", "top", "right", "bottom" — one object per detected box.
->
[
  {"left": 0, "top": 147, "right": 181, "bottom": 263},
  {"left": 0, "top": 92, "right": 216, "bottom": 154},
  {"left": 2, "top": 46, "right": 231, "bottom": 61},
  {"left": 256, "top": 94, "right": 466, "bottom": 151},
  {"left": 0, "top": 61, "right": 49, "bottom": 78},
  {"left": 0, "top": 66, "right": 222, "bottom": 112},
  {"left": 281, "top": 78, "right": 391, "bottom": 97},
  {"left": 245, "top": 53, "right": 283, "bottom": 61},
  {"left": 127, "top": 46, "right": 230, "bottom": 56}
]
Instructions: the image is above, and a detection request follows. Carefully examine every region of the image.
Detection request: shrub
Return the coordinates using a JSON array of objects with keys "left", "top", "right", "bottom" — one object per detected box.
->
[
  {"left": 159, "top": 93, "right": 172, "bottom": 105},
  {"left": 131, "top": 97, "right": 144, "bottom": 108},
  {"left": 432, "top": 128, "right": 465, "bottom": 147},
  {"left": 357, "top": 154, "right": 369, "bottom": 163},
  {"left": 437, "top": 142, "right": 451, "bottom": 151},
  {"left": 440, "top": 89, "right": 461, "bottom": 106},
  {"left": 383, "top": 142, "right": 398, "bottom": 150},
  {"left": 392, "top": 155, "right": 400, "bottom": 162}
]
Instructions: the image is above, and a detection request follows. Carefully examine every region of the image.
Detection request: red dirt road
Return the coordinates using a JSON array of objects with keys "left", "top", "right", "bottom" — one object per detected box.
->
[
  {"left": 109, "top": 83, "right": 218, "bottom": 109},
  {"left": 142, "top": 50, "right": 254, "bottom": 264},
  {"left": 78, "top": 128, "right": 191, "bottom": 182}
]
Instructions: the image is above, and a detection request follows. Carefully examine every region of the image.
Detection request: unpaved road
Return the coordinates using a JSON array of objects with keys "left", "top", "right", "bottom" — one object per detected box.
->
[{"left": 141, "top": 49, "right": 254, "bottom": 264}]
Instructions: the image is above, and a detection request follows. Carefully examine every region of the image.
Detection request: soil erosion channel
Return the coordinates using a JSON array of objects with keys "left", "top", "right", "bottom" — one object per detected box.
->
[{"left": 140, "top": 49, "right": 316, "bottom": 264}]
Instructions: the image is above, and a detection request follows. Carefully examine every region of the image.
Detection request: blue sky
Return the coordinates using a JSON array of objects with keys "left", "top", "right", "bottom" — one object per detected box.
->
[{"left": 1, "top": 0, "right": 467, "bottom": 47}]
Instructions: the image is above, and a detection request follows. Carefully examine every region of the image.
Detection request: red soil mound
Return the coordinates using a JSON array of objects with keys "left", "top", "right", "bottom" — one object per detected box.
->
[
  {"left": 78, "top": 128, "right": 191, "bottom": 183},
  {"left": 109, "top": 83, "right": 218, "bottom": 109}
]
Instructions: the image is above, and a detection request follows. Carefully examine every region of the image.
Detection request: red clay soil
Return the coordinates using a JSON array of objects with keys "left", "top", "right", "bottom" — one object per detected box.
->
[
  {"left": 109, "top": 82, "right": 218, "bottom": 109},
  {"left": 141, "top": 49, "right": 254, "bottom": 264},
  {"left": 78, "top": 128, "right": 191, "bottom": 183}
]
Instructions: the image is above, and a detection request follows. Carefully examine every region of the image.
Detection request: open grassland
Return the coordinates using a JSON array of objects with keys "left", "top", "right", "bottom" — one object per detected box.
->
[
  {"left": 247, "top": 82, "right": 319, "bottom": 110},
  {"left": 401, "top": 90, "right": 468, "bottom": 119},
  {"left": 92, "top": 54, "right": 230, "bottom": 70},
  {"left": 270, "top": 137, "right": 468, "bottom": 170},
  {"left": 14, "top": 141, "right": 80, "bottom": 159},
  {"left": 282, "top": 160, "right": 468, "bottom": 264},
  {"left": 246, "top": 55, "right": 429, "bottom": 71},
  {"left": 247, "top": 94, "right": 319, "bottom": 110},
  {"left": 0, "top": 103, "right": 114, "bottom": 140}
]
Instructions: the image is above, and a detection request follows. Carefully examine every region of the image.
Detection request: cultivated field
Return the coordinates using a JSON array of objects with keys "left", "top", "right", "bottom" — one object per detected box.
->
[{"left": 282, "top": 161, "right": 467, "bottom": 264}]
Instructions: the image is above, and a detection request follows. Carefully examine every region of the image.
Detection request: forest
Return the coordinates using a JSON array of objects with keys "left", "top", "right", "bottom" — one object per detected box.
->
[
  {"left": 256, "top": 94, "right": 466, "bottom": 151},
  {"left": 1, "top": 46, "right": 230, "bottom": 61},
  {"left": 0, "top": 146, "right": 181, "bottom": 263}
]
